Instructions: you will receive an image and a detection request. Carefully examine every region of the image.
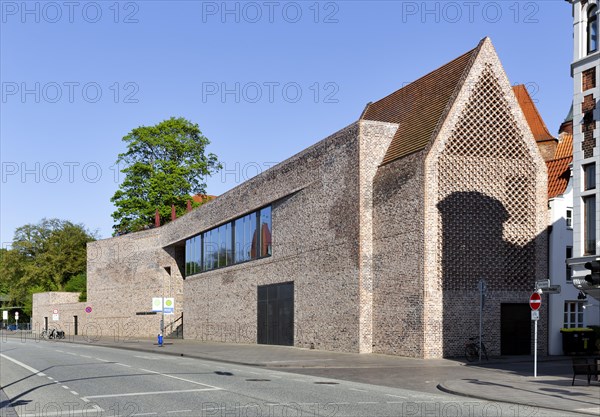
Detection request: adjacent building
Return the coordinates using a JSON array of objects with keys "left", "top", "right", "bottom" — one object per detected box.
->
[{"left": 566, "top": 0, "right": 600, "bottom": 301}]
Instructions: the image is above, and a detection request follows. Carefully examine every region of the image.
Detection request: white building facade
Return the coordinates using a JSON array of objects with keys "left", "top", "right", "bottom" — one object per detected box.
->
[{"left": 567, "top": 0, "right": 600, "bottom": 301}]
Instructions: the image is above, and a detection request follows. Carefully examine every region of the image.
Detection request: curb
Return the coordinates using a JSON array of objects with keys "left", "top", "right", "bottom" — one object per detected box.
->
[{"left": 436, "top": 382, "right": 600, "bottom": 416}]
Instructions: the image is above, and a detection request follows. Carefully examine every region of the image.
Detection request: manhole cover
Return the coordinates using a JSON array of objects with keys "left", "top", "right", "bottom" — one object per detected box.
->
[
  {"left": 246, "top": 378, "right": 271, "bottom": 382},
  {"left": 314, "top": 382, "right": 339, "bottom": 385}
]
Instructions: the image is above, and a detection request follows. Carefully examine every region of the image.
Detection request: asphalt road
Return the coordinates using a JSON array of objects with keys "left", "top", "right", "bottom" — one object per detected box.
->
[{"left": 0, "top": 339, "right": 587, "bottom": 417}]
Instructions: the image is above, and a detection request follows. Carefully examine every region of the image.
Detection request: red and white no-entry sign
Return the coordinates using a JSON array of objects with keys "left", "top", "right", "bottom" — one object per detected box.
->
[{"left": 530, "top": 292, "right": 542, "bottom": 311}]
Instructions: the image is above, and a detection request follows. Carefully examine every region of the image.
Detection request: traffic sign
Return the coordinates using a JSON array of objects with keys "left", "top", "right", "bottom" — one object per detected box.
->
[
  {"left": 53, "top": 309, "right": 59, "bottom": 314},
  {"left": 14, "top": 312, "right": 19, "bottom": 320},
  {"left": 530, "top": 292, "right": 542, "bottom": 311},
  {"left": 2, "top": 311, "right": 7, "bottom": 321},
  {"left": 541, "top": 285, "right": 561, "bottom": 294},
  {"left": 531, "top": 310, "right": 539, "bottom": 320}
]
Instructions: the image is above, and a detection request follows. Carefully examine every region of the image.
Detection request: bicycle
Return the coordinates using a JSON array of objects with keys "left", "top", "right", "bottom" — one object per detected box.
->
[
  {"left": 465, "top": 335, "right": 488, "bottom": 362},
  {"left": 40, "top": 329, "right": 65, "bottom": 340}
]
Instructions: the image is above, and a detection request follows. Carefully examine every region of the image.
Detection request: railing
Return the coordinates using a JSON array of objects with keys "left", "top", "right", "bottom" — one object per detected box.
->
[{"left": 165, "top": 312, "right": 183, "bottom": 338}]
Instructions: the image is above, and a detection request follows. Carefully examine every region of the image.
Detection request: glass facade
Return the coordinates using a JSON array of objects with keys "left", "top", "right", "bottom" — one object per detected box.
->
[{"left": 185, "top": 206, "right": 272, "bottom": 277}]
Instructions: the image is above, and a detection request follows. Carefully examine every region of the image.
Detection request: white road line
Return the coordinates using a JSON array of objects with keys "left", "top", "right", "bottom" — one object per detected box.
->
[
  {"left": 62, "top": 385, "right": 69, "bottom": 389},
  {"left": 0, "top": 353, "right": 45, "bottom": 376},
  {"left": 82, "top": 398, "right": 90, "bottom": 403},
  {"left": 246, "top": 371, "right": 259, "bottom": 374},
  {"left": 116, "top": 363, "right": 131, "bottom": 367},
  {"left": 132, "top": 413, "right": 157, "bottom": 416},
  {"left": 166, "top": 410, "right": 192, "bottom": 414},
  {"left": 138, "top": 368, "right": 221, "bottom": 389},
  {"left": 387, "top": 401, "right": 404, "bottom": 404},
  {"left": 349, "top": 388, "right": 368, "bottom": 392},
  {"left": 80, "top": 355, "right": 92, "bottom": 359},
  {"left": 96, "top": 358, "right": 110, "bottom": 362},
  {"left": 385, "top": 394, "right": 407, "bottom": 399},
  {"left": 70, "top": 391, "right": 79, "bottom": 395},
  {"left": 22, "top": 409, "right": 104, "bottom": 417},
  {"left": 55, "top": 350, "right": 64, "bottom": 353},
  {"left": 66, "top": 352, "right": 78, "bottom": 356},
  {"left": 47, "top": 377, "right": 54, "bottom": 380},
  {"left": 83, "top": 388, "right": 220, "bottom": 399},
  {"left": 290, "top": 378, "right": 305, "bottom": 382},
  {"left": 357, "top": 402, "right": 378, "bottom": 405}
]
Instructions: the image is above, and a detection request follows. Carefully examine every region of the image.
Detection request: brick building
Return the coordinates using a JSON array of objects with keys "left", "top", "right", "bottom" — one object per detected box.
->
[{"left": 33, "top": 38, "right": 549, "bottom": 358}]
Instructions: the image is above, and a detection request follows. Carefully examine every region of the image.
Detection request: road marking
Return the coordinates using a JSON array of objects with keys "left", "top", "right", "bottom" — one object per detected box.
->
[
  {"left": 80, "top": 355, "right": 92, "bottom": 359},
  {"left": 0, "top": 353, "right": 45, "bottom": 376},
  {"left": 62, "top": 385, "right": 69, "bottom": 389},
  {"left": 66, "top": 352, "right": 78, "bottom": 356},
  {"left": 139, "top": 368, "right": 221, "bottom": 389},
  {"left": 70, "top": 391, "right": 79, "bottom": 395},
  {"left": 357, "top": 402, "right": 378, "bottom": 405},
  {"left": 246, "top": 371, "right": 259, "bottom": 374},
  {"left": 349, "top": 388, "right": 368, "bottom": 392},
  {"left": 387, "top": 401, "right": 404, "bottom": 404},
  {"left": 116, "top": 363, "right": 131, "bottom": 368},
  {"left": 290, "top": 378, "right": 305, "bottom": 382},
  {"left": 82, "top": 398, "right": 90, "bottom": 403},
  {"left": 132, "top": 413, "right": 157, "bottom": 416},
  {"left": 385, "top": 394, "right": 406, "bottom": 399},
  {"left": 22, "top": 408, "right": 103, "bottom": 417},
  {"left": 166, "top": 410, "right": 192, "bottom": 414},
  {"left": 83, "top": 388, "right": 220, "bottom": 399},
  {"left": 95, "top": 358, "right": 110, "bottom": 362},
  {"left": 55, "top": 349, "right": 64, "bottom": 353}
]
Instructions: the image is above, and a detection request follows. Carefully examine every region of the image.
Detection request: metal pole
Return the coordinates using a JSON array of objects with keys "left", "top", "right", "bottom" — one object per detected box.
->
[
  {"left": 534, "top": 319, "right": 538, "bottom": 378},
  {"left": 479, "top": 290, "right": 483, "bottom": 362}
]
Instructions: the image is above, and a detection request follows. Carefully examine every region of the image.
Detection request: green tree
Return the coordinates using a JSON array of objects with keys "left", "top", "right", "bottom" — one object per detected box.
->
[
  {"left": 111, "top": 117, "right": 221, "bottom": 234},
  {"left": 0, "top": 219, "right": 95, "bottom": 316}
]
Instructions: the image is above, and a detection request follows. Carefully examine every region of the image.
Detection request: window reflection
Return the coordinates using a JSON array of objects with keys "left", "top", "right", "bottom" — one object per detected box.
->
[{"left": 185, "top": 205, "right": 272, "bottom": 276}]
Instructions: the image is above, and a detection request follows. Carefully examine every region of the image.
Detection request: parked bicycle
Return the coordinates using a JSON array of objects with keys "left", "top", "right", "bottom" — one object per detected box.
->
[
  {"left": 465, "top": 335, "right": 488, "bottom": 362},
  {"left": 40, "top": 328, "right": 65, "bottom": 340}
]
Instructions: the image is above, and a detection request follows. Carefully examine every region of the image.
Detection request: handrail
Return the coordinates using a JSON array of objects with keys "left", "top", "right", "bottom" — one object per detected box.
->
[{"left": 165, "top": 312, "right": 183, "bottom": 338}]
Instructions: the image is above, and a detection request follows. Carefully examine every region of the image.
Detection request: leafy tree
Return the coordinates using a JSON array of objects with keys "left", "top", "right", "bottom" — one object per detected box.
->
[
  {"left": 0, "top": 219, "right": 95, "bottom": 316},
  {"left": 64, "top": 273, "right": 87, "bottom": 302},
  {"left": 111, "top": 117, "right": 221, "bottom": 234}
]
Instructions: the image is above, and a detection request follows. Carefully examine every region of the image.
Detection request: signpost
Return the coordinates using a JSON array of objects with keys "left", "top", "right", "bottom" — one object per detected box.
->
[
  {"left": 14, "top": 311, "right": 19, "bottom": 329},
  {"left": 52, "top": 308, "right": 59, "bottom": 322},
  {"left": 530, "top": 291, "right": 542, "bottom": 378},
  {"left": 2, "top": 310, "right": 7, "bottom": 328},
  {"left": 151, "top": 297, "right": 175, "bottom": 346},
  {"left": 478, "top": 280, "right": 486, "bottom": 362}
]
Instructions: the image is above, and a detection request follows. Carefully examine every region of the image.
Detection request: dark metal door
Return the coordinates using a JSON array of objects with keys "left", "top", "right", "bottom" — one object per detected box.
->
[
  {"left": 501, "top": 303, "right": 531, "bottom": 355},
  {"left": 73, "top": 316, "right": 78, "bottom": 336},
  {"left": 257, "top": 282, "right": 294, "bottom": 346},
  {"left": 44, "top": 317, "right": 48, "bottom": 331}
]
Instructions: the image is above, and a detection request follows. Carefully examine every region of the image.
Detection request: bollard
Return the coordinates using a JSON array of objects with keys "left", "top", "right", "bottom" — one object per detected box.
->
[{"left": 158, "top": 333, "right": 163, "bottom": 347}]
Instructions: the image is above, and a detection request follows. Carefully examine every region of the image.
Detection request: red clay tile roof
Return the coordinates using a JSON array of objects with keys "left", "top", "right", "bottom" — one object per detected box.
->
[
  {"left": 554, "top": 133, "right": 573, "bottom": 160},
  {"left": 512, "top": 85, "right": 556, "bottom": 143},
  {"left": 545, "top": 133, "right": 573, "bottom": 199},
  {"left": 192, "top": 194, "right": 217, "bottom": 203},
  {"left": 362, "top": 40, "right": 483, "bottom": 164},
  {"left": 546, "top": 156, "right": 572, "bottom": 199}
]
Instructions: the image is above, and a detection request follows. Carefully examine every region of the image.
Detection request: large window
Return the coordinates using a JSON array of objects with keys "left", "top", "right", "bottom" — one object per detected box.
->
[
  {"left": 564, "top": 301, "right": 584, "bottom": 328},
  {"left": 583, "top": 163, "right": 596, "bottom": 190},
  {"left": 583, "top": 195, "right": 597, "bottom": 255},
  {"left": 588, "top": 5, "right": 598, "bottom": 54},
  {"left": 185, "top": 205, "right": 272, "bottom": 277}
]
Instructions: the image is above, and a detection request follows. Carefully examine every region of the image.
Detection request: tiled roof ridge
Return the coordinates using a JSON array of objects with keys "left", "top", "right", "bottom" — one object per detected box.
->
[
  {"left": 362, "top": 42, "right": 482, "bottom": 115},
  {"left": 512, "top": 84, "right": 556, "bottom": 143},
  {"left": 362, "top": 37, "right": 487, "bottom": 164}
]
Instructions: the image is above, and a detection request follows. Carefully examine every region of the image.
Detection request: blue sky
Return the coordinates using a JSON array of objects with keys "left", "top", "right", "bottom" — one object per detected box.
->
[{"left": 1, "top": 0, "right": 574, "bottom": 244}]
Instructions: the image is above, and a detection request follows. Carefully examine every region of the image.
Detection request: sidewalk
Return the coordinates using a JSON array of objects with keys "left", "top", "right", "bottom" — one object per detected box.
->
[{"left": 2, "top": 331, "right": 599, "bottom": 415}]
